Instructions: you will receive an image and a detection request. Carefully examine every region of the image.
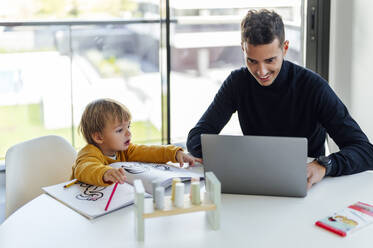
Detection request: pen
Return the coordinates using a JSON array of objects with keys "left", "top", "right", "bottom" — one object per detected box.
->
[
  {"left": 63, "top": 179, "right": 78, "bottom": 188},
  {"left": 105, "top": 183, "right": 118, "bottom": 211}
]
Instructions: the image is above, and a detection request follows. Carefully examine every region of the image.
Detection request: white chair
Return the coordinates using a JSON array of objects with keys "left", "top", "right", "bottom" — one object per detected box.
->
[{"left": 5, "top": 135, "right": 77, "bottom": 218}]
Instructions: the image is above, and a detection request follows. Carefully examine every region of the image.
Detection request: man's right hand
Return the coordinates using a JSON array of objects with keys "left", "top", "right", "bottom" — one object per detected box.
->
[{"left": 103, "top": 168, "right": 126, "bottom": 184}]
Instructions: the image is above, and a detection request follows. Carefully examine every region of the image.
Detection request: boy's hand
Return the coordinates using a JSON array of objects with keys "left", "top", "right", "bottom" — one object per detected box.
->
[
  {"left": 103, "top": 168, "right": 126, "bottom": 184},
  {"left": 175, "top": 150, "right": 203, "bottom": 167}
]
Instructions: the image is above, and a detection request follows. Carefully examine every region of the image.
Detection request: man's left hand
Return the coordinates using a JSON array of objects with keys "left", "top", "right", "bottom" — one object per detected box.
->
[{"left": 306, "top": 160, "right": 326, "bottom": 190}]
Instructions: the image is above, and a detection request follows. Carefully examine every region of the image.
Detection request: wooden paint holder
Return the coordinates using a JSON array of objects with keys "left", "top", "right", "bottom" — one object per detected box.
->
[{"left": 133, "top": 172, "right": 221, "bottom": 241}]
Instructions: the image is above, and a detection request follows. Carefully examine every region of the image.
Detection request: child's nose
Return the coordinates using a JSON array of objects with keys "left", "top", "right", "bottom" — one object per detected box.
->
[{"left": 125, "top": 129, "right": 131, "bottom": 137}]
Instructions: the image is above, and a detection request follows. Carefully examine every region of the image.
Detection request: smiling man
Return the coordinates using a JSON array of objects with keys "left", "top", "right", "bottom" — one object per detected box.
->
[
  {"left": 186, "top": 9, "right": 373, "bottom": 190},
  {"left": 242, "top": 38, "right": 288, "bottom": 87}
]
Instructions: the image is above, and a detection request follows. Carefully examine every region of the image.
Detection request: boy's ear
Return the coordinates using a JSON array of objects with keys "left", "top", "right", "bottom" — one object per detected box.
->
[{"left": 91, "top": 132, "right": 104, "bottom": 144}]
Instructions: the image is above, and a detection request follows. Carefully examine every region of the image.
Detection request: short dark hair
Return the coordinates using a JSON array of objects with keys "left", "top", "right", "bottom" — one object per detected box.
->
[{"left": 241, "top": 9, "right": 285, "bottom": 46}]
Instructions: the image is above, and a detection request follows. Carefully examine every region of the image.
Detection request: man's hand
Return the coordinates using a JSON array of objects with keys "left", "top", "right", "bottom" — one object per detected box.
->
[
  {"left": 175, "top": 150, "right": 203, "bottom": 167},
  {"left": 306, "top": 160, "right": 326, "bottom": 190},
  {"left": 103, "top": 168, "right": 126, "bottom": 184}
]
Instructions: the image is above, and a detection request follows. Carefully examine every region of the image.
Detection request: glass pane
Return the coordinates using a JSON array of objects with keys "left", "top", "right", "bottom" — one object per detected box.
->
[
  {"left": 70, "top": 23, "right": 162, "bottom": 150},
  {"left": 170, "top": 0, "right": 305, "bottom": 145},
  {"left": 0, "top": 25, "right": 73, "bottom": 159},
  {"left": 0, "top": 3, "right": 162, "bottom": 159},
  {"left": 1, "top": 0, "right": 159, "bottom": 20}
]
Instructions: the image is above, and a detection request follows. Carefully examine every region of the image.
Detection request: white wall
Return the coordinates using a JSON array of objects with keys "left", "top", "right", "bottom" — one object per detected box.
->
[
  {"left": 350, "top": 0, "right": 373, "bottom": 140},
  {"left": 329, "top": 0, "right": 373, "bottom": 141}
]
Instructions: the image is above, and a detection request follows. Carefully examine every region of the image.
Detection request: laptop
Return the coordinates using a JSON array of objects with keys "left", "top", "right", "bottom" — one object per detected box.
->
[{"left": 201, "top": 134, "right": 308, "bottom": 197}]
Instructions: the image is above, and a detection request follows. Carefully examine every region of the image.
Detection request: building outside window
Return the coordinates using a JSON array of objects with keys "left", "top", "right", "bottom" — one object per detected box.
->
[{"left": 0, "top": 0, "right": 305, "bottom": 159}]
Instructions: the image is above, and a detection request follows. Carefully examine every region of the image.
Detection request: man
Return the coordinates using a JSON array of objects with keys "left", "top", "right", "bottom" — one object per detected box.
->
[{"left": 186, "top": 9, "right": 373, "bottom": 189}]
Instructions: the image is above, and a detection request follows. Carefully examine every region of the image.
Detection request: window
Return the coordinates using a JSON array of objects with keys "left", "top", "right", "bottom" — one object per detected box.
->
[
  {"left": 0, "top": 0, "right": 329, "bottom": 159},
  {"left": 169, "top": 0, "right": 305, "bottom": 145},
  {"left": 0, "top": 1, "right": 162, "bottom": 158}
]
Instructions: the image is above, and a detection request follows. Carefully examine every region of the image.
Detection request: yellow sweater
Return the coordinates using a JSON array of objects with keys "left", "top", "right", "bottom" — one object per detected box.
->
[{"left": 71, "top": 143, "right": 182, "bottom": 186}]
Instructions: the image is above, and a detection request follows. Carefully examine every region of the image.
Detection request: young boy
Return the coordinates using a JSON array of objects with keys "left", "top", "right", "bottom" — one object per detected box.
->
[{"left": 72, "top": 98, "right": 201, "bottom": 186}]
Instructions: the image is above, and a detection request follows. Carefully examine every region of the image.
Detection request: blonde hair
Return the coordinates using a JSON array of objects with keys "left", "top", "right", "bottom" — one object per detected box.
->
[{"left": 79, "top": 98, "right": 132, "bottom": 145}]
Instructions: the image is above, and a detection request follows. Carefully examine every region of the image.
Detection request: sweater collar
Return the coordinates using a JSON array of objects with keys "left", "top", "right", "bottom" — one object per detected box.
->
[{"left": 249, "top": 59, "right": 289, "bottom": 92}]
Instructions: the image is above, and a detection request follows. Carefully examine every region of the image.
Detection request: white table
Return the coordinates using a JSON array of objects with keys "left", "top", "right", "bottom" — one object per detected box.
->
[{"left": 1, "top": 172, "right": 373, "bottom": 248}]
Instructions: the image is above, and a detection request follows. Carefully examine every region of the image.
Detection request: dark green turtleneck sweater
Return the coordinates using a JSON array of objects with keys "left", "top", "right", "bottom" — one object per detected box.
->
[{"left": 187, "top": 60, "right": 373, "bottom": 176}]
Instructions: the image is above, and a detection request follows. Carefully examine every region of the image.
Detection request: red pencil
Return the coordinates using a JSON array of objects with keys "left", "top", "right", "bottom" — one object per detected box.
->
[{"left": 105, "top": 183, "right": 118, "bottom": 211}]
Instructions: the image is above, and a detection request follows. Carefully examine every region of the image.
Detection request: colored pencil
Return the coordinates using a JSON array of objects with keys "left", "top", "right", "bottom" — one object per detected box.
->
[
  {"left": 105, "top": 183, "right": 118, "bottom": 211},
  {"left": 63, "top": 179, "right": 78, "bottom": 188}
]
